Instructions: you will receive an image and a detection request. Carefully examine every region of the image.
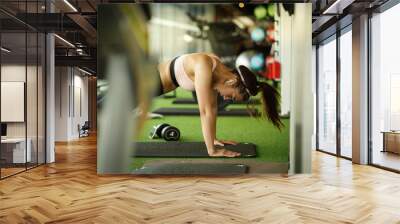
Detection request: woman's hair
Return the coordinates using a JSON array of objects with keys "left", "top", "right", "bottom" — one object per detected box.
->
[
  {"left": 231, "top": 68, "right": 284, "bottom": 131},
  {"left": 257, "top": 82, "right": 284, "bottom": 131},
  {"left": 237, "top": 81, "right": 250, "bottom": 101}
]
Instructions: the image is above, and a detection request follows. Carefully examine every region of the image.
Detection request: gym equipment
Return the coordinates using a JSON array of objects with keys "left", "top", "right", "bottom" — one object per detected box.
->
[
  {"left": 235, "top": 50, "right": 255, "bottom": 68},
  {"left": 132, "top": 141, "right": 257, "bottom": 157},
  {"left": 252, "top": 43, "right": 273, "bottom": 57},
  {"left": 251, "top": 27, "right": 265, "bottom": 43},
  {"left": 207, "top": 22, "right": 246, "bottom": 59},
  {"left": 267, "top": 4, "right": 276, "bottom": 18},
  {"left": 254, "top": 6, "right": 267, "bottom": 20},
  {"left": 266, "top": 27, "right": 275, "bottom": 43},
  {"left": 147, "top": 113, "right": 163, "bottom": 119},
  {"left": 149, "top": 123, "right": 180, "bottom": 141},
  {"left": 172, "top": 98, "right": 260, "bottom": 105},
  {"left": 264, "top": 56, "right": 281, "bottom": 81},
  {"left": 187, "top": 14, "right": 249, "bottom": 68},
  {"left": 132, "top": 162, "right": 248, "bottom": 175},
  {"left": 250, "top": 53, "right": 265, "bottom": 71},
  {"left": 151, "top": 107, "right": 260, "bottom": 117}
]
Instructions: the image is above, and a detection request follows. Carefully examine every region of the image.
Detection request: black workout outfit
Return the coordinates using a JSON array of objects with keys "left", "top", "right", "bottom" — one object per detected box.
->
[{"left": 156, "top": 56, "right": 179, "bottom": 96}]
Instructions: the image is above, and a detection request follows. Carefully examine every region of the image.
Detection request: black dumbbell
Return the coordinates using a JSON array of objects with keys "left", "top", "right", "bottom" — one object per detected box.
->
[{"left": 149, "top": 123, "right": 180, "bottom": 141}]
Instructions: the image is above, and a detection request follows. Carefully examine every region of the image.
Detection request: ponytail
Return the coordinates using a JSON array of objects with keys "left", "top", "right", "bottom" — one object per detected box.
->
[{"left": 258, "top": 82, "right": 284, "bottom": 131}]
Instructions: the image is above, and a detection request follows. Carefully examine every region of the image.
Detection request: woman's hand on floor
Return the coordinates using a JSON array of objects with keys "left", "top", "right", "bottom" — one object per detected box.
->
[
  {"left": 214, "top": 139, "right": 238, "bottom": 146},
  {"left": 208, "top": 148, "right": 241, "bottom": 157}
]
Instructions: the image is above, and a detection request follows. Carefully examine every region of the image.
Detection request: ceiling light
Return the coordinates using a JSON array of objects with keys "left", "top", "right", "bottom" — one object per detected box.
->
[
  {"left": 322, "top": 0, "right": 352, "bottom": 15},
  {"left": 78, "top": 67, "right": 92, "bottom": 76},
  {"left": 63, "top": 0, "right": 78, "bottom": 12},
  {"left": 150, "top": 18, "right": 199, "bottom": 32},
  {"left": 183, "top": 34, "right": 193, "bottom": 42},
  {"left": 54, "top": 34, "right": 75, "bottom": 48},
  {"left": 1, "top": 47, "right": 11, "bottom": 53}
]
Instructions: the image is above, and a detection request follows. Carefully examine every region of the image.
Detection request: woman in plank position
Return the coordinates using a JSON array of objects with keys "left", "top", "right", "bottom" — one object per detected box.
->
[{"left": 156, "top": 53, "right": 283, "bottom": 157}]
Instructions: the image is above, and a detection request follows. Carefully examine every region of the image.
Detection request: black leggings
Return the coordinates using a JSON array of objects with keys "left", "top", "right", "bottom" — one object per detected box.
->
[{"left": 155, "top": 75, "right": 164, "bottom": 96}]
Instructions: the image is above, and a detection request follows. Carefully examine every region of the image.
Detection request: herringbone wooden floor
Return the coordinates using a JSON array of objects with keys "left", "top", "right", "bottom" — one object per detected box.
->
[{"left": 1, "top": 134, "right": 400, "bottom": 224}]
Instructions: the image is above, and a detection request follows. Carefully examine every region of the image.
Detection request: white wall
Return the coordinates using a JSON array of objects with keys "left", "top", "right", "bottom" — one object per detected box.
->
[
  {"left": 55, "top": 67, "right": 68, "bottom": 141},
  {"left": 287, "top": 4, "right": 313, "bottom": 174},
  {"left": 1, "top": 65, "right": 26, "bottom": 81},
  {"left": 278, "top": 5, "right": 293, "bottom": 116},
  {"left": 72, "top": 73, "right": 89, "bottom": 138},
  {"left": 55, "top": 67, "right": 89, "bottom": 141}
]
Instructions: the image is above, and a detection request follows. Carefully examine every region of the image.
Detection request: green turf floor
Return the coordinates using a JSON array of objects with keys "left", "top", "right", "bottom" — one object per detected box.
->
[{"left": 132, "top": 89, "right": 289, "bottom": 169}]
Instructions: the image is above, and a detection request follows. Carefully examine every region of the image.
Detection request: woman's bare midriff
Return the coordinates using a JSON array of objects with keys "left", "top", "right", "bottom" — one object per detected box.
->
[{"left": 158, "top": 60, "right": 177, "bottom": 93}]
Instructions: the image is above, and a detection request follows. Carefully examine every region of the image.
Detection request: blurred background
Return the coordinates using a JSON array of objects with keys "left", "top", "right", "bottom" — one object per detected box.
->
[
  {"left": 97, "top": 3, "right": 304, "bottom": 174},
  {"left": 148, "top": 4, "right": 288, "bottom": 101}
]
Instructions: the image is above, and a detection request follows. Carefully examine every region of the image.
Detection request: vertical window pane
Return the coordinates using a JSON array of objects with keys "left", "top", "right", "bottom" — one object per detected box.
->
[
  {"left": 0, "top": 1, "right": 46, "bottom": 179},
  {"left": 1, "top": 31, "right": 27, "bottom": 177},
  {"left": 371, "top": 4, "right": 400, "bottom": 171},
  {"left": 38, "top": 32, "right": 45, "bottom": 165},
  {"left": 27, "top": 30, "right": 38, "bottom": 169},
  {"left": 340, "top": 29, "right": 352, "bottom": 158},
  {"left": 318, "top": 37, "right": 337, "bottom": 154},
  {"left": 26, "top": 0, "right": 40, "bottom": 169}
]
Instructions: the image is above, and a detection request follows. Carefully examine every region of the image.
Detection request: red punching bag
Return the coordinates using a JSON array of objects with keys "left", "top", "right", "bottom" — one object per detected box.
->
[{"left": 264, "top": 56, "right": 281, "bottom": 81}]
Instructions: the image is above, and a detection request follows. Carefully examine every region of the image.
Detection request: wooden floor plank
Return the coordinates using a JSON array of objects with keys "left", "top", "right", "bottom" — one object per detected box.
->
[{"left": 0, "top": 134, "right": 399, "bottom": 223}]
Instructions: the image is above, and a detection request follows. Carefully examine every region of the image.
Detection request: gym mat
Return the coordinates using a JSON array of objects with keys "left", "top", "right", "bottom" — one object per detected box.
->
[
  {"left": 132, "top": 162, "right": 248, "bottom": 175},
  {"left": 133, "top": 141, "right": 257, "bottom": 157},
  {"left": 172, "top": 98, "right": 260, "bottom": 105},
  {"left": 152, "top": 107, "right": 259, "bottom": 116}
]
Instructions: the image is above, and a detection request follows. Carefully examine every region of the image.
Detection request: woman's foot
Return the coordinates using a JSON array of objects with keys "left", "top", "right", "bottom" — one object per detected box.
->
[{"left": 208, "top": 149, "right": 241, "bottom": 157}]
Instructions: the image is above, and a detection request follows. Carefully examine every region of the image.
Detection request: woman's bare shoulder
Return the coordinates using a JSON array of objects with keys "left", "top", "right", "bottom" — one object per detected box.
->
[
  {"left": 205, "top": 52, "right": 220, "bottom": 59},
  {"left": 188, "top": 53, "right": 220, "bottom": 65},
  {"left": 186, "top": 52, "right": 219, "bottom": 59},
  {"left": 185, "top": 53, "right": 215, "bottom": 66}
]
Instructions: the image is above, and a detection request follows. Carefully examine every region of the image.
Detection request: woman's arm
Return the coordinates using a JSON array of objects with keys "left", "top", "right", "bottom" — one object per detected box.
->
[
  {"left": 192, "top": 55, "right": 241, "bottom": 157},
  {"left": 193, "top": 56, "right": 218, "bottom": 155}
]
